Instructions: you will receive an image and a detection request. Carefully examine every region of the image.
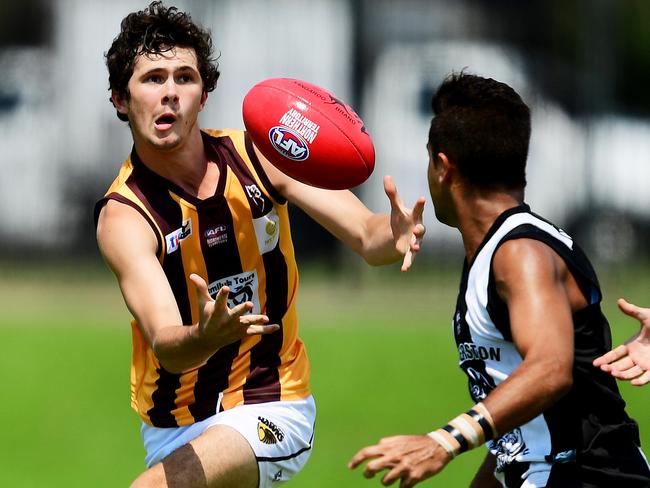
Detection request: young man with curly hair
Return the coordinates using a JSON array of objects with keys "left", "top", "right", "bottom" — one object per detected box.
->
[{"left": 96, "top": 2, "right": 425, "bottom": 486}]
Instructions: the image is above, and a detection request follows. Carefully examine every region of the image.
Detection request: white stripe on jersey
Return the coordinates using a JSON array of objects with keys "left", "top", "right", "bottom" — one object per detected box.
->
[{"left": 464, "top": 211, "right": 574, "bottom": 484}]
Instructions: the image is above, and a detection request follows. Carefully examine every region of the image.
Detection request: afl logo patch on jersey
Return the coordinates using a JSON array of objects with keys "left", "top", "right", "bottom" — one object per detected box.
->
[
  {"left": 269, "top": 126, "right": 309, "bottom": 161},
  {"left": 257, "top": 416, "right": 285, "bottom": 444},
  {"left": 204, "top": 224, "right": 228, "bottom": 248}
]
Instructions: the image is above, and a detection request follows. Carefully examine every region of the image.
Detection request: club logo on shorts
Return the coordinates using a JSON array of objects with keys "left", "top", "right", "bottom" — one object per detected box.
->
[
  {"left": 257, "top": 416, "right": 285, "bottom": 445},
  {"left": 269, "top": 126, "right": 309, "bottom": 161}
]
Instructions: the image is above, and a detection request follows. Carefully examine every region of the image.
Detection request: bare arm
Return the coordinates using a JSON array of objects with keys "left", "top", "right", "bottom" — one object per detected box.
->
[
  {"left": 348, "top": 239, "right": 579, "bottom": 487},
  {"left": 481, "top": 238, "right": 576, "bottom": 433},
  {"left": 255, "top": 145, "right": 426, "bottom": 271},
  {"left": 593, "top": 298, "right": 650, "bottom": 386},
  {"left": 96, "top": 200, "right": 278, "bottom": 373}
]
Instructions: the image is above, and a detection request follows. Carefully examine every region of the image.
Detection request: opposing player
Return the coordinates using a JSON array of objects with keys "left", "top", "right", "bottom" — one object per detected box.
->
[
  {"left": 95, "top": 2, "right": 425, "bottom": 487},
  {"left": 349, "top": 73, "right": 650, "bottom": 487},
  {"left": 594, "top": 298, "right": 650, "bottom": 386}
]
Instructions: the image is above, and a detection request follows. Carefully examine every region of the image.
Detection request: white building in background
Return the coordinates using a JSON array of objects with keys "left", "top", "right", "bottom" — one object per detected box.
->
[{"left": 1, "top": 0, "right": 649, "bottom": 260}]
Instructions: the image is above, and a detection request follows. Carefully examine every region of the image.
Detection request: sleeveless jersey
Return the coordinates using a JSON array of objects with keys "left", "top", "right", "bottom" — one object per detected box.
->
[
  {"left": 453, "top": 204, "right": 649, "bottom": 487},
  {"left": 95, "top": 129, "right": 311, "bottom": 428}
]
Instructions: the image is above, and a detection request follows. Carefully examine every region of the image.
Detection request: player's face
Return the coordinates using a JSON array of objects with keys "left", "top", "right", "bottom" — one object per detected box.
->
[{"left": 117, "top": 47, "right": 207, "bottom": 151}]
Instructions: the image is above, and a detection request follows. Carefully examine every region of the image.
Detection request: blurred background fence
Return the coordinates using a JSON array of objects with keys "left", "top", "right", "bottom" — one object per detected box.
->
[{"left": 2, "top": 0, "right": 650, "bottom": 266}]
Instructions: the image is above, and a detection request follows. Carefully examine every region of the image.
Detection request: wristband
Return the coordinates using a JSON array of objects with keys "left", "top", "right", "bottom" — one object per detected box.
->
[
  {"left": 427, "top": 430, "right": 457, "bottom": 459},
  {"left": 427, "top": 402, "right": 497, "bottom": 458}
]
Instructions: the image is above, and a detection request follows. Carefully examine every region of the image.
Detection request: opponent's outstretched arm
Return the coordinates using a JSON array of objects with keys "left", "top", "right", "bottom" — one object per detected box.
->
[
  {"left": 593, "top": 298, "right": 650, "bottom": 386},
  {"left": 257, "top": 146, "right": 426, "bottom": 271}
]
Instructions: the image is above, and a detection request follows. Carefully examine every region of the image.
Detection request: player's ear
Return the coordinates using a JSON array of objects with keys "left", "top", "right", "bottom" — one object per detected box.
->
[
  {"left": 111, "top": 89, "right": 129, "bottom": 117},
  {"left": 437, "top": 152, "right": 453, "bottom": 181},
  {"left": 199, "top": 90, "right": 208, "bottom": 111}
]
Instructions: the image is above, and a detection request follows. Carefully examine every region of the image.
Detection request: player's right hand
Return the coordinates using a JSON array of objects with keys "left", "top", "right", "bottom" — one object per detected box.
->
[
  {"left": 348, "top": 434, "right": 451, "bottom": 488},
  {"left": 189, "top": 273, "right": 279, "bottom": 350}
]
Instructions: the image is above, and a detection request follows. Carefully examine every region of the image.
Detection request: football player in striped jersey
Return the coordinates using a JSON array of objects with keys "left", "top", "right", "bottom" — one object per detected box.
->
[
  {"left": 97, "top": 2, "right": 425, "bottom": 487},
  {"left": 350, "top": 72, "right": 649, "bottom": 488}
]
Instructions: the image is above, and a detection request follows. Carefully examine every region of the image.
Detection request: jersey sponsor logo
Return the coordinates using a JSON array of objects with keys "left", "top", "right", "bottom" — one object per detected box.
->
[
  {"left": 245, "top": 184, "right": 266, "bottom": 213},
  {"left": 165, "top": 219, "right": 192, "bottom": 254},
  {"left": 269, "top": 126, "right": 309, "bottom": 161},
  {"left": 257, "top": 416, "right": 285, "bottom": 444},
  {"left": 253, "top": 207, "right": 280, "bottom": 255},
  {"left": 278, "top": 108, "right": 320, "bottom": 144},
  {"left": 458, "top": 342, "right": 501, "bottom": 363},
  {"left": 208, "top": 271, "right": 260, "bottom": 313},
  {"left": 204, "top": 224, "right": 228, "bottom": 248}
]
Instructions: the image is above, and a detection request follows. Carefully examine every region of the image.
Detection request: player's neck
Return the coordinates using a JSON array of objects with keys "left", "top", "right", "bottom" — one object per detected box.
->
[
  {"left": 134, "top": 129, "right": 214, "bottom": 197},
  {"left": 457, "top": 189, "right": 524, "bottom": 263}
]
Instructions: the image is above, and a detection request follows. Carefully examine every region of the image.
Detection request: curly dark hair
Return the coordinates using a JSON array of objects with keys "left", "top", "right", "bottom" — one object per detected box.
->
[
  {"left": 105, "top": 1, "right": 220, "bottom": 121},
  {"left": 428, "top": 72, "right": 530, "bottom": 190}
]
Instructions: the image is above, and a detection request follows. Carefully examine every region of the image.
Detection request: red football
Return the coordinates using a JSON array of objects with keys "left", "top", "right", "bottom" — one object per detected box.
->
[{"left": 242, "top": 78, "right": 375, "bottom": 190}]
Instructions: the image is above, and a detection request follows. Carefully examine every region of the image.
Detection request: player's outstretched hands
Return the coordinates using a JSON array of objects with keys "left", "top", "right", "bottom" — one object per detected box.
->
[
  {"left": 190, "top": 273, "right": 279, "bottom": 350},
  {"left": 593, "top": 298, "right": 650, "bottom": 386},
  {"left": 384, "top": 175, "right": 426, "bottom": 272},
  {"left": 348, "top": 434, "right": 451, "bottom": 488}
]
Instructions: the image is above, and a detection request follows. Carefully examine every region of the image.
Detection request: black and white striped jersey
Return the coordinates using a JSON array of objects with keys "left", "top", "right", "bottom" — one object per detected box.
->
[{"left": 453, "top": 204, "right": 649, "bottom": 487}]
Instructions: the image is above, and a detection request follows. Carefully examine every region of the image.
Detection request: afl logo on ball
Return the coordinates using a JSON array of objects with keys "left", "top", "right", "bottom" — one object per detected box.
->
[{"left": 269, "top": 126, "right": 309, "bottom": 161}]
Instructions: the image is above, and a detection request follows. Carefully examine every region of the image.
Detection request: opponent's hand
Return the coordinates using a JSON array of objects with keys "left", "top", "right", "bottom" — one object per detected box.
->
[
  {"left": 190, "top": 273, "right": 279, "bottom": 350},
  {"left": 384, "top": 175, "right": 426, "bottom": 272},
  {"left": 593, "top": 298, "right": 650, "bottom": 386},
  {"left": 348, "top": 434, "right": 451, "bottom": 488}
]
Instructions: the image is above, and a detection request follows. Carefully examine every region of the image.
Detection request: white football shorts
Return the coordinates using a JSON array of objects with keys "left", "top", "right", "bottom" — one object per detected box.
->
[{"left": 141, "top": 395, "right": 316, "bottom": 487}]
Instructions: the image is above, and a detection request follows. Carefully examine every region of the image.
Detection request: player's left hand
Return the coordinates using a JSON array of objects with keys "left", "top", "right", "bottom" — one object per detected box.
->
[
  {"left": 348, "top": 434, "right": 450, "bottom": 488},
  {"left": 384, "top": 175, "right": 426, "bottom": 272},
  {"left": 593, "top": 298, "right": 650, "bottom": 386}
]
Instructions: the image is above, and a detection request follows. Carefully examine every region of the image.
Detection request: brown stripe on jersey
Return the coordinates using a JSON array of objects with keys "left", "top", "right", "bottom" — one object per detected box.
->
[
  {"left": 243, "top": 246, "right": 286, "bottom": 403},
  {"left": 188, "top": 342, "right": 240, "bottom": 420},
  {"left": 243, "top": 132, "right": 286, "bottom": 204},
  {"left": 222, "top": 138, "right": 274, "bottom": 220},
  {"left": 188, "top": 196, "right": 245, "bottom": 421},
  {"left": 218, "top": 137, "right": 286, "bottom": 403}
]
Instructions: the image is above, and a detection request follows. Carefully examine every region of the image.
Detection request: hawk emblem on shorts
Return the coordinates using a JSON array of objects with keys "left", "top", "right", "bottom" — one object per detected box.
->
[{"left": 257, "top": 416, "right": 285, "bottom": 444}]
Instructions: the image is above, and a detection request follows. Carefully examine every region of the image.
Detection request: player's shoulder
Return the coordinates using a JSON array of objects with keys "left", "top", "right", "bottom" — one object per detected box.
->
[
  {"left": 493, "top": 237, "right": 565, "bottom": 286},
  {"left": 97, "top": 199, "right": 158, "bottom": 258},
  {"left": 202, "top": 128, "right": 244, "bottom": 141}
]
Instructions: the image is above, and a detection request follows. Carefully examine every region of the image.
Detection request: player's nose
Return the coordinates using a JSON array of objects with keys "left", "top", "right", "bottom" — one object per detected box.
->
[{"left": 162, "top": 79, "right": 179, "bottom": 103}]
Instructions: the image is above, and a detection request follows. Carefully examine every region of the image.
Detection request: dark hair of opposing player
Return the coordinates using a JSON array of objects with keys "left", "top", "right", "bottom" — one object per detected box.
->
[
  {"left": 428, "top": 72, "right": 531, "bottom": 190},
  {"left": 105, "top": 1, "right": 220, "bottom": 121}
]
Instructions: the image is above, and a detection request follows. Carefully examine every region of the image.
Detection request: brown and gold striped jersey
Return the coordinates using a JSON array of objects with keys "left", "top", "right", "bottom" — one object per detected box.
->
[{"left": 95, "top": 129, "right": 311, "bottom": 427}]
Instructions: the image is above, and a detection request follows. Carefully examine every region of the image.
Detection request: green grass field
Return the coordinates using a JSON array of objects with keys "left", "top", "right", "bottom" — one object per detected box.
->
[{"left": 1, "top": 258, "right": 649, "bottom": 487}]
